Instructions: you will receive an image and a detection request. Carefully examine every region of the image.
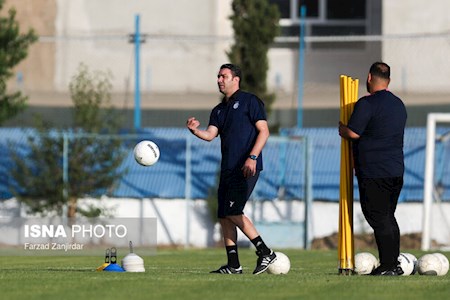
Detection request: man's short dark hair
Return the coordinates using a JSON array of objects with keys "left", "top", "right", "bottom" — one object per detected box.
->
[
  {"left": 220, "top": 63, "right": 242, "bottom": 79},
  {"left": 369, "top": 62, "right": 390, "bottom": 80}
]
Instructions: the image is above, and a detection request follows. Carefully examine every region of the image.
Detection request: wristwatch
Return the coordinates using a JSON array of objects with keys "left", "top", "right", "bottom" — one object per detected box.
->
[{"left": 249, "top": 154, "right": 257, "bottom": 160}]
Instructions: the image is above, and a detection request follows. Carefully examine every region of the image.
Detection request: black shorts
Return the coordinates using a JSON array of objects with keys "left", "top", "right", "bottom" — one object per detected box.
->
[{"left": 217, "top": 169, "right": 260, "bottom": 218}]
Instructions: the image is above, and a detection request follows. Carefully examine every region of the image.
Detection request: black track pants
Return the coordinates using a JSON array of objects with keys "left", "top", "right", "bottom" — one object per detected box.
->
[{"left": 357, "top": 177, "right": 403, "bottom": 267}]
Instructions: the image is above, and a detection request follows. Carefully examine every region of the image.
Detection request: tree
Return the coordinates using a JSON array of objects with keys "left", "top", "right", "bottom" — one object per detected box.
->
[
  {"left": 0, "top": 0, "right": 37, "bottom": 125},
  {"left": 10, "top": 64, "right": 127, "bottom": 218},
  {"left": 227, "top": 0, "right": 280, "bottom": 115}
]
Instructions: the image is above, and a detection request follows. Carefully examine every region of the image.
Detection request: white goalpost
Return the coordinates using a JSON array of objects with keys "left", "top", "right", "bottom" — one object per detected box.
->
[{"left": 421, "top": 113, "right": 450, "bottom": 251}]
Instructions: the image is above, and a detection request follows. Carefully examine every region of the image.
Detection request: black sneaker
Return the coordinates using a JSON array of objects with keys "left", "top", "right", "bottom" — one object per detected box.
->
[
  {"left": 253, "top": 250, "right": 277, "bottom": 275},
  {"left": 371, "top": 264, "right": 404, "bottom": 276},
  {"left": 210, "top": 265, "right": 243, "bottom": 274}
]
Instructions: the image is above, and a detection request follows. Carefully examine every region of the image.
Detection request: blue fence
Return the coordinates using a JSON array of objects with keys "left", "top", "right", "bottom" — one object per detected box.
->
[
  {"left": 1, "top": 127, "right": 449, "bottom": 202},
  {"left": 281, "top": 127, "right": 450, "bottom": 202}
]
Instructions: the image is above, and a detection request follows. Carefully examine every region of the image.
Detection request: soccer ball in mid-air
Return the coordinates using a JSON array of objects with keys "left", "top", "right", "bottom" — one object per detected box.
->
[
  {"left": 267, "top": 252, "right": 290, "bottom": 275},
  {"left": 433, "top": 253, "right": 449, "bottom": 276},
  {"left": 418, "top": 254, "right": 442, "bottom": 275},
  {"left": 398, "top": 253, "right": 416, "bottom": 276},
  {"left": 133, "top": 140, "right": 160, "bottom": 166},
  {"left": 354, "top": 252, "right": 378, "bottom": 275}
]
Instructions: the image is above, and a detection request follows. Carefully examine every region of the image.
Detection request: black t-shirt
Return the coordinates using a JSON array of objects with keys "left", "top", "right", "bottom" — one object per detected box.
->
[
  {"left": 347, "top": 90, "right": 407, "bottom": 178},
  {"left": 208, "top": 90, "right": 267, "bottom": 171}
]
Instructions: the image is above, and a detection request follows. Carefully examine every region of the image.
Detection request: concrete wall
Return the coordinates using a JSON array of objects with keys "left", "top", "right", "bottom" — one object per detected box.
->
[
  {"left": 52, "top": 0, "right": 231, "bottom": 93},
  {"left": 4, "top": 0, "right": 56, "bottom": 91},
  {"left": 382, "top": 0, "right": 450, "bottom": 93},
  {"left": 6, "top": 0, "right": 450, "bottom": 97},
  {"left": 6, "top": 0, "right": 232, "bottom": 94}
]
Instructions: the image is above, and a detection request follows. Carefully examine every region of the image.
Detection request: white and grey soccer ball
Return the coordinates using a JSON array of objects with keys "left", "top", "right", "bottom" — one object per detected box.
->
[
  {"left": 418, "top": 254, "right": 442, "bottom": 276},
  {"left": 133, "top": 140, "right": 160, "bottom": 166},
  {"left": 354, "top": 252, "right": 378, "bottom": 275},
  {"left": 267, "top": 252, "right": 290, "bottom": 275},
  {"left": 398, "top": 253, "right": 416, "bottom": 276},
  {"left": 433, "top": 253, "right": 449, "bottom": 276},
  {"left": 401, "top": 252, "right": 418, "bottom": 275}
]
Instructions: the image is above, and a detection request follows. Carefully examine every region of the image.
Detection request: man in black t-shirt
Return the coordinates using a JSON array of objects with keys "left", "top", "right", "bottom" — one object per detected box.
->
[
  {"left": 339, "top": 62, "right": 407, "bottom": 276},
  {"left": 186, "top": 64, "right": 276, "bottom": 275}
]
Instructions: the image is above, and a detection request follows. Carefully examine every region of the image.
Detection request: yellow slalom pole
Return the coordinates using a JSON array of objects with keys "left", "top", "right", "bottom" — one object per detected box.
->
[
  {"left": 338, "top": 75, "right": 346, "bottom": 272},
  {"left": 338, "top": 76, "right": 346, "bottom": 270},
  {"left": 343, "top": 76, "right": 354, "bottom": 272},
  {"left": 338, "top": 75, "right": 359, "bottom": 275}
]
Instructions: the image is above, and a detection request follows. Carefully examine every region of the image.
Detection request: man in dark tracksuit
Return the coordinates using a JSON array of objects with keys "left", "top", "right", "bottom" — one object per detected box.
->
[
  {"left": 186, "top": 63, "right": 276, "bottom": 275},
  {"left": 339, "top": 62, "right": 407, "bottom": 275}
]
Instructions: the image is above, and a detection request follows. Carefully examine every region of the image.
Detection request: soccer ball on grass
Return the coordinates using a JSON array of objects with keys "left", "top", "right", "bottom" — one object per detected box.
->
[
  {"left": 398, "top": 253, "right": 416, "bottom": 276},
  {"left": 133, "top": 140, "right": 160, "bottom": 166},
  {"left": 418, "top": 254, "right": 442, "bottom": 275},
  {"left": 354, "top": 252, "right": 378, "bottom": 275},
  {"left": 433, "top": 253, "right": 449, "bottom": 276},
  {"left": 400, "top": 252, "right": 418, "bottom": 275},
  {"left": 267, "top": 252, "right": 290, "bottom": 275}
]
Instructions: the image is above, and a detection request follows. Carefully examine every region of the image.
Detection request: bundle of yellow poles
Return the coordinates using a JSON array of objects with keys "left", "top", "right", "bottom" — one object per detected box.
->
[{"left": 338, "top": 75, "right": 359, "bottom": 275}]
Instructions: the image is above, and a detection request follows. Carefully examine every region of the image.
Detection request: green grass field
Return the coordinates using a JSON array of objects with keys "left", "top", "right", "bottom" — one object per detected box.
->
[{"left": 0, "top": 248, "right": 449, "bottom": 300}]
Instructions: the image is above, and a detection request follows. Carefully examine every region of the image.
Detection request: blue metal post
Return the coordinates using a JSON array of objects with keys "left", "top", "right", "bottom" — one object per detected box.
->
[
  {"left": 304, "top": 137, "right": 313, "bottom": 249},
  {"left": 134, "top": 14, "right": 141, "bottom": 130},
  {"left": 297, "top": 6, "right": 306, "bottom": 128}
]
